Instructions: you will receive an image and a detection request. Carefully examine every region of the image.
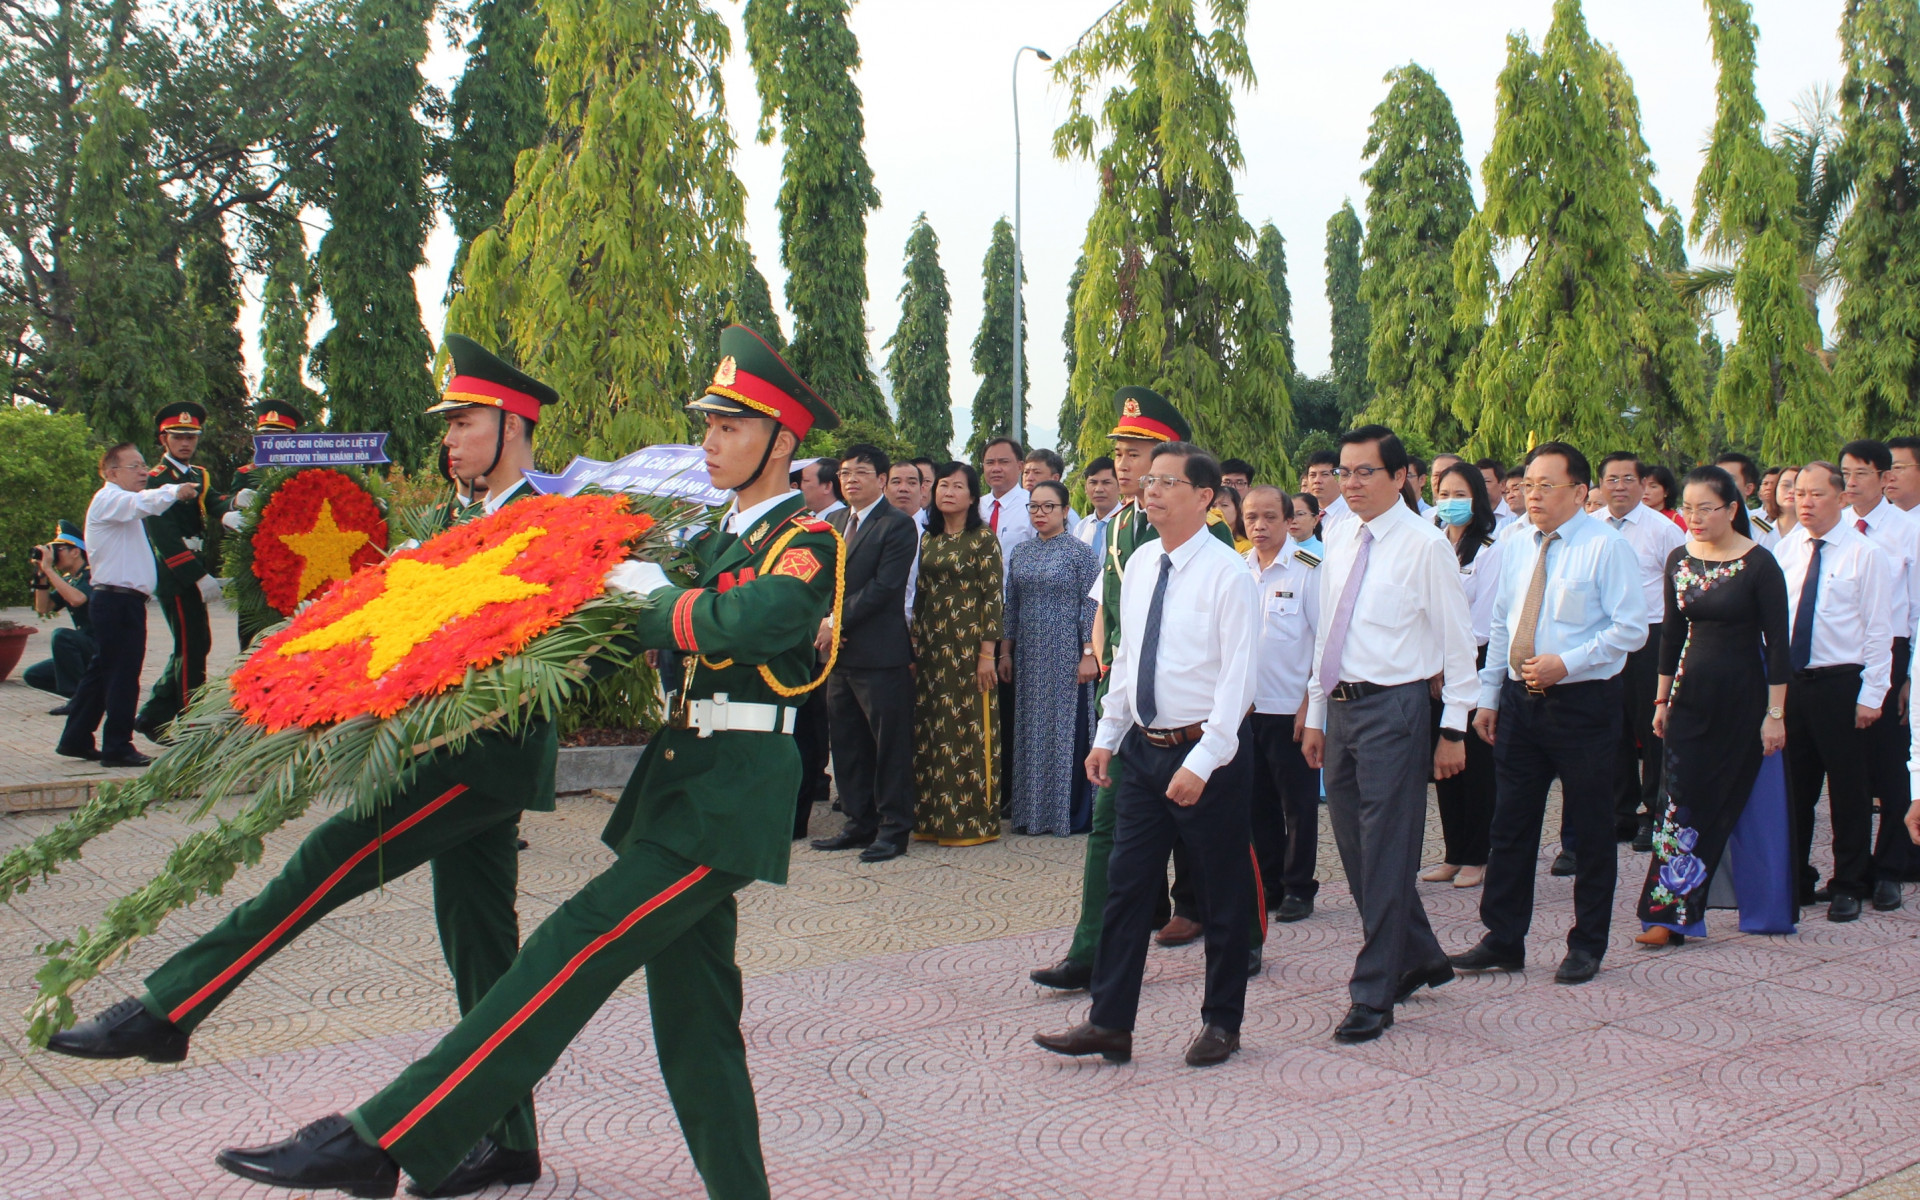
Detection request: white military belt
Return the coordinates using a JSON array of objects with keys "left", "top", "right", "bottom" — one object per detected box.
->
[
  {"left": 673, "top": 693, "right": 798, "bottom": 738},
  {"left": 181, "top": 537, "right": 204, "bottom": 552}
]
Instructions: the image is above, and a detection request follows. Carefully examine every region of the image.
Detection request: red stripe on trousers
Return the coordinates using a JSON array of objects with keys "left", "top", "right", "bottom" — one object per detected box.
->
[
  {"left": 167, "top": 785, "right": 470, "bottom": 1024},
  {"left": 1250, "top": 846, "right": 1268, "bottom": 941},
  {"left": 378, "top": 864, "right": 713, "bottom": 1149}
]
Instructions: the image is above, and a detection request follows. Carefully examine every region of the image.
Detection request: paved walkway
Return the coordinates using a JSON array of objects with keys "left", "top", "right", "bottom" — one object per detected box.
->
[{"left": 5, "top": 780, "right": 1920, "bottom": 1198}]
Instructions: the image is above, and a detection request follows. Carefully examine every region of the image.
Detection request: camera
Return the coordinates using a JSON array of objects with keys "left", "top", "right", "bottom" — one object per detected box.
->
[{"left": 30, "top": 544, "right": 45, "bottom": 563}]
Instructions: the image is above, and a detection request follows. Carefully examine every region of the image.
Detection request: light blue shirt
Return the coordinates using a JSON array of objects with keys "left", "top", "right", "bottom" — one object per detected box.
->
[
  {"left": 1291, "top": 535, "right": 1325, "bottom": 560},
  {"left": 1479, "top": 510, "right": 1648, "bottom": 710}
]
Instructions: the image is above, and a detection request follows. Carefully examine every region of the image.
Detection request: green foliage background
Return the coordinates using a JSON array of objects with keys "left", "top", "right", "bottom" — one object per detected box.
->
[{"left": 0, "top": 409, "right": 100, "bottom": 607}]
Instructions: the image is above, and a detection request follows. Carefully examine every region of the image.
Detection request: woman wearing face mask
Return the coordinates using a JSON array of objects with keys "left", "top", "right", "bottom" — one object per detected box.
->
[{"left": 1419, "top": 461, "right": 1504, "bottom": 889}]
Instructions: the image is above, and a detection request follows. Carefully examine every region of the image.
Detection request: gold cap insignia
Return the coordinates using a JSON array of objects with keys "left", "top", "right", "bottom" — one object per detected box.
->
[
  {"left": 1123, "top": 397, "right": 1141, "bottom": 417},
  {"left": 713, "top": 356, "right": 738, "bottom": 387}
]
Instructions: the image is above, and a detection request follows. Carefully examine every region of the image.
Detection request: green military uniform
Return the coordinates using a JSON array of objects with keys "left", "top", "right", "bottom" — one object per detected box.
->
[
  {"left": 1064, "top": 387, "right": 1261, "bottom": 970},
  {"left": 350, "top": 325, "right": 842, "bottom": 1199},
  {"left": 136, "top": 403, "right": 228, "bottom": 733},
  {"left": 24, "top": 520, "right": 96, "bottom": 698},
  {"left": 138, "top": 342, "right": 563, "bottom": 1163},
  {"left": 232, "top": 401, "right": 305, "bottom": 651}
]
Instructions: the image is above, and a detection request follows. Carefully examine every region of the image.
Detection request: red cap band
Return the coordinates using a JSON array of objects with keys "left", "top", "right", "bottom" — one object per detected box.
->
[
  {"left": 1110, "top": 415, "right": 1177, "bottom": 442},
  {"left": 708, "top": 367, "right": 815, "bottom": 439},
  {"left": 442, "top": 374, "right": 543, "bottom": 422}
]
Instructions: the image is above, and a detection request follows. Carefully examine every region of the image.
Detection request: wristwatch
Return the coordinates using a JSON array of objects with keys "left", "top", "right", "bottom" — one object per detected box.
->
[
  {"left": 1766, "top": 706, "right": 1784, "bottom": 720},
  {"left": 1081, "top": 643, "right": 1096, "bottom": 655},
  {"left": 1437, "top": 727, "right": 1466, "bottom": 743}
]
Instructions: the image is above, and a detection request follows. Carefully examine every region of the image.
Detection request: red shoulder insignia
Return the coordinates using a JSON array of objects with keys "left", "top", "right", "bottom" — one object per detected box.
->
[
  {"left": 772, "top": 547, "right": 823, "bottom": 583},
  {"left": 798, "top": 517, "right": 832, "bottom": 534},
  {"left": 148, "top": 466, "right": 164, "bottom": 477}
]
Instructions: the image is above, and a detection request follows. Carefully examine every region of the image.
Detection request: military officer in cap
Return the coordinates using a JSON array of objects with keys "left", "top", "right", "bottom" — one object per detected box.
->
[
  {"left": 223, "top": 401, "right": 307, "bottom": 649},
  {"left": 132, "top": 402, "right": 227, "bottom": 739},
  {"left": 207, "top": 325, "right": 844, "bottom": 1200},
  {"left": 1031, "top": 386, "right": 1264, "bottom": 991},
  {"left": 50, "top": 336, "right": 563, "bottom": 1199}
]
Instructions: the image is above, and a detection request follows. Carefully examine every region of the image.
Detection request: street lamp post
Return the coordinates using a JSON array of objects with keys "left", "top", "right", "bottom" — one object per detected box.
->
[{"left": 1012, "top": 44, "right": 1050, "bottom": 449}]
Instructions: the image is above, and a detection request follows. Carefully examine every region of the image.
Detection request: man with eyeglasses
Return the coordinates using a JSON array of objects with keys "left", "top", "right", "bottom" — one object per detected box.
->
[
  {"left": 1452, "top": 443, "right": 1645, "bottom": 988},
  {"left": 1840, "top": 439, "right": 1920, "bottom": 908},
  {"left": 1303, "top": 449, "right": 1350, "bottom": 539},
  {"left": 1597, "top": 452, "right": 1686, "bottom": 853},
  {"left": 1301, "top": 425, "right": 1479, "bottom": 1043},
  {"left": 56, "top": 443, "right": 201, "bottom": 768},
  {"left": 1887, "top": 438, "right": 1920, "bottom": 515}
]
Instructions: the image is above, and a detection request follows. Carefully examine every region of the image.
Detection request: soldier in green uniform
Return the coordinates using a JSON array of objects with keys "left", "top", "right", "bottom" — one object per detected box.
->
[
  {"left": 1030, "top": 387, "right": 1263, "bottom": 992},
  {"left": 133, "top": 403, "right": 228, "bottom": 740},
  {"left": 25, "top": 519, "right": 96, "bottom": 707},
  {"left": 207, "top": 325, "right": 843, "bottom": 1200},
  {"left": 223, "top": 401, "right": 306, "bottom": 649},
  {"left": 50, "top": 337, "right": 564, "bottom": 1199}
]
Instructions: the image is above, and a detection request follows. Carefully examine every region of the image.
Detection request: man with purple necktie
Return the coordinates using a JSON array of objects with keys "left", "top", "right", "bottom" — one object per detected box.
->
[{"left": 1302, "top": 426, "right": 1480, "bottom": 1044}]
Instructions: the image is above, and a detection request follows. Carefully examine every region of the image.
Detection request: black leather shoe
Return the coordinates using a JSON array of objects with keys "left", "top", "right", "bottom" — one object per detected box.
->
[
  {"left": 1184, "top": 1024, "right": 1240, "bottom": 1067},
  {"left": 216, "top": 1114, "right": 399, "bottom": 1198},
  {"left": 1276, "top": 894, "right": 1314, "bottom": 923},
  {"left": 54, "top": 743, "right": 101, "bottom": 761},
  {"left": 1448, "top": 939, "right": 1525, "bottom": 972},
  {"left": 1874, "top": 880, "right": 1904, "bottom": 912},
  {"left": 1554, "top": 948, "right": 1602, "bottom": 984},
  {"left": 1631, "top": 818, "right": 1654, "bottom": 853},
  {"left": 810, "top": 830, "right": 875, "bottom": 852},
  {"left": 1828, "top": 893, "right": 1863, "bottom": 922},
  {"left": 100, "top": 750, "right": 153, "bottom": 769},
  {"left": 1029, "top": 958, "right": 1093, "bottom": 990},
  {"left": 1033, "top": 1021, "right": 1132, "bottom": 1063},
  {"left": 406, "top": 1136, "right": 541, "bottom": 1197},
  {"left": 1394, "top": 959, "right": 1455, "bottom": 1004},
  {"left": 45, "top": 997, "right": 188, "bottom": 1063},
  {"left": 858, "top": 840, "right": 906, "bottom": 863},
  {"left": 1247, "top": 947, "right": 1263, "bottom": 977},
  {"left": 1549, "top": 850, "right": 1577, "bottom": 876},
  {"left": 1811, "top": 886, "right": 1833, "bottom": 904},
  {"left": 1333, "top": 1003, "right": 1393, "bottom": 1043},
  {"left": 47, "top": 702, "right": 73, "bottom": 716}
]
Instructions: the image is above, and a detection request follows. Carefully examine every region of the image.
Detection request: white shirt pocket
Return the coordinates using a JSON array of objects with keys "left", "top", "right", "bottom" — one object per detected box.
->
[
  {"left": 1548, "top": 579, "right": 1591, "bottom": 624},
  {"left": 1268, "top": 589, "right": 1302, "bottom": 617},
  {"left": 1357, "top": 582, "right": 1415, "bottom": 628}
]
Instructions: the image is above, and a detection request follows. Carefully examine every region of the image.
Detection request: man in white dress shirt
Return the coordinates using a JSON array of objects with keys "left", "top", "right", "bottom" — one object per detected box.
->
[
  {"left": 1303, "top": 450, "right": 1351, "bottom": 536},
  {"left": 1034, "top": 443, "right": 1258, "bottom": 1068},
  {"left": 1780, "top": 462, "right": 1893, "bottom": 922},
  {"left": 1840, "top": 439, "right": 1920, "bottom": 907},
  {"left": 1302, "top": 426, "right": 1478, "bottom": 1043},
  {"left": 1597, "top": 452, "right": 1687, "bottom": 851},
  {"left": 1074, "top": 456, "right": 1121, "bottom": 560},
  {"left": 978, "top": 437, "right": 1035, "bottom": 562},
  {"left": 1886, "top": 438, "right": 1920, "bottom": 515}
]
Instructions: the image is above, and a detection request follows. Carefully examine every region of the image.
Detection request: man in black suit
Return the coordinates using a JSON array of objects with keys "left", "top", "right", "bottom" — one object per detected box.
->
[
  {"left": 810, "top": 444, "right": 920, "bottom": 862},
  {"left": 790, "top": 458, "right": 843, "bottom": 837}
]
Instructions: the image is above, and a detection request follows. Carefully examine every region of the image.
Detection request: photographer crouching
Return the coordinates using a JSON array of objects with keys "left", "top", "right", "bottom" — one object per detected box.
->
[{"left": 25, "top": 519, "right": 95, "bottom": 713}]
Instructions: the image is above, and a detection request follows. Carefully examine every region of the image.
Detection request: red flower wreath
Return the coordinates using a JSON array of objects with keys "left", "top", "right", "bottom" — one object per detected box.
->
[
  {"left": 231, "top": 493, "right": 654, "bottom": 730},
  {"left": 250, "top": 469, "right": 390, "bottom": 615}
]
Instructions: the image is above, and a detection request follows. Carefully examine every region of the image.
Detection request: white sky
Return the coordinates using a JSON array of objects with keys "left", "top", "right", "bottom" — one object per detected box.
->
[{"left": 241, "top": 0, "right": 1844, "bottom": 458}]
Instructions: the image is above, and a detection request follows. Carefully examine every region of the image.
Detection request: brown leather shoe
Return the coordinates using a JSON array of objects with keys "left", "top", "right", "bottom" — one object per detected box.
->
[
  {"left": 1184, "top": 1024, "right": 1240, "bottom": 1067},
  {"left": 1033, "top": 1021, "right": 1132, "bottom": 1063},
  {"left": 1155, "top": 916, "right": 1203, "bottom": 946}
]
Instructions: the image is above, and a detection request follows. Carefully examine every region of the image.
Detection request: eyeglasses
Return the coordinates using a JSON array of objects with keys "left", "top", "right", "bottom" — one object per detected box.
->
[
  {"left": 1138, "top": 474, "right": 1196, "bottom": 491},
  {"left": 1518, "top": 481, "right": 1577, "bottom": 495},
  {"left": 1678, "top": 503, "right": 1727, "bottom": 518},
  {"left": 1027, "top": 502, "right": 1064, "bottom": 514},
  {"left": 1600, "top": 475, "right": 1640, "bottom": 487},
  {"left": 105, "top": 461, "right": 147, "bottom": 474},
  {"left": 1329, "top": 465, "right": 1392, "bottom": 481},
  {"left": 836, "top": 468, "right": 876, "bottom": 481}
]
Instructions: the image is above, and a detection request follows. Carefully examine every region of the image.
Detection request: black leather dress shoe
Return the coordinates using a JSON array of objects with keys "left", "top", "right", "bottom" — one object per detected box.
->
[
  {"left": 1033, "top": 1021, "right": 1132, "bottom": 1063},
  {"left": 1874, "top": 880, "right": 1904, "bottom": 912},
  {"left": 45, "top": 997, "right": 189, "bottom": 1063},
  {"left": 1247, "top": 947, "right": 1263, "bottom": 977},
  {"left": 1631, "top": 818, "right": 1654, "bottom": 853},
  {"left": 809, "top": 830, "right": 875, "bottom": 852},
  {"left": 1184, "top": 1024, "right": 1240, "bottom": 1067},
  {"left": 1333, "top": 1003, "right": 1393, "bottom": 1043},
  {"left": 1029, "top": 958, "right": 1093, "bottom": 990},
  {"left": 1549, "top": 850, "right": 1577, "bottom": 876},
  {"left": 1448, "top": 939, "right": 1525, "bottom": 972},
  {"left": 47, "top": 702, "right": 73, "bottom": 716},
  {"left": 1828, "top": 893, "right": 1863, "bottom": 922},
  {"left": 100, "top": 750, "right": 153, "bottom": 768},
  {"left": 1276, "top": 894, "right": 1314, "bottom": 923},
  {"left": 1394, "top": 959, "right": 1455, "bottom": 1004},
  {"left": 406, "top": 1136, "right": 541, "bottom": 1197},
  {"left": 54, "top": 743, "right": 101, "bottom": 761},
  {"left": 1554, "top": 948, "right": 1601, "bottom": 984},
  {"left": 858, "top": 840, "right": 906, "bottom": 862},
  {"left": 217, "top": 1114, "right": 399, "bottom": 1198}
]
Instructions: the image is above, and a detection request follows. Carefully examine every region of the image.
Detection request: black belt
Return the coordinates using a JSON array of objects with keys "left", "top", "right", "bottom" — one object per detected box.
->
[
  {"left": 93, "top": 584, "right": 149, "bottom": 597},
  {"left": 1792, "top": 663, "right": 1861, "bottom": 680},
  {"left": 1135, "top": 723, "right": 1204, "bottom": 748},
  {"left": 1329, "top": 680, "right": 1392, "bottom": 702}
]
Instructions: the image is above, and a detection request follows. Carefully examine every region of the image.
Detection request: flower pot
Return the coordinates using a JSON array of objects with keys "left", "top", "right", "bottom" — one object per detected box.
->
[{"left": 0, "top": 628, "right": 30, "bottom": 682}]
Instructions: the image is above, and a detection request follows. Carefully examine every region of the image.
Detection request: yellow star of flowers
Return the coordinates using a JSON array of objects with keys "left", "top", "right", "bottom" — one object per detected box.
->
[
  {"left": 278, "top": 499, "right": 373, "bottom": 602},
  {"left": 277, "top": 527, "right": 551, "bottom": 678}
]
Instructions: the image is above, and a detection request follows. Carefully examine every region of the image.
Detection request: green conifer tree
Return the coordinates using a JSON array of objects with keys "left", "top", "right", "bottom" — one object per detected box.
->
[
  {"left": 446, "top": 0, "right": 549, "bottom": 289},
  {"left": 1451, "top": 0, "right": 1705, "bottom": 460},
  {"left": 1358, "top": 65, "right": 1478, "bottom": 449},
  {"left": 181, "top": 221, "right": 254, "bottom": 473},
  {"left": 309, "top": 0, "right": 438, "bottom": 468},
  {"left": 1055, "top": 0, "right": 1291, "bottom": 481},
  {"left": 254, "top": 210, "right": 322, "bottom": 408},
  {"left": 966, "top": 216, "right": 1026, "bottom": 459},
  {"left": 1255, "top": 223, "right": 1295, "bottom": 375},
  {"left": 1833, "top": 0, "right": 1920, "bottom": 436},
  {"left": 1693, "top": 0, "right": 1831, "bottom": 464},
  {"left": 448, "top": 0, "right": 746, "bottom": 460},
  {"left": 1325, "top": 201, "right": 1371, "bottom": 421},
  {"left": 744, "top": 0, "right": 886, "bottom": 425},
  {"left": 1056, "top": 253, "right": 1087, "bottom": 467},
  {"left": 885, "top": 215, "right": 954, "bottom": 459},
  {"left": 735, "top": 257, "right": 787, "bottom": 350}
]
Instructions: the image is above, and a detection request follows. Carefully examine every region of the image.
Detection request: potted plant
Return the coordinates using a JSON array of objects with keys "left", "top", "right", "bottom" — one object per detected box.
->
[{"left": 0, "top": 619, "right": 34, "bottom": 682}]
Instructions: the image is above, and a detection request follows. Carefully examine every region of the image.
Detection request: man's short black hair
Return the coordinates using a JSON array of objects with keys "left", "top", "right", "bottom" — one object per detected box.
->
[
  {"left": 1306, "top": 449, "right": 1340, "bottom": 470},
  {"left": 1083, "top": 455, "right": 1116, "bottom": 478},
  {"left": 1149, "top": 441, "right": 1223, "bottom": 500},
  {"left": 1024, "top": 447, "right": 1065, "bottom": 477},
  {"left": 1504, "top": 466, "right": 1526, "bottom": 482},
  {"left": 1841, "top": 438, "right": 1893, "bottom": 474},
  {"left": 840, "top": 443, "right": 890, "bottom": 477},
  {"left": 1714, "top": 451, "right": 1761, "bottom": 493},
  {"left": 1407, "top": 455, "right": 1428, "bottom": 476},
  {"left": 982, "top": 436, "right": 1024, "bottom": 460},
  {"left": 1524, "top": 441, "right": 1592, "bottom": 488},
  {"left": 1474, "top": 457, "right": 1504, "bottom": 477},
  {"left": 1339, "top": 424, "right": 1410, "bottom": 475},
  {"left": 795, "top": 457, "right": 842, "bottom": 503},
  {"left": 1219, "top": 457, "right": 1256, "bottom": 481},
  {"left": 1888, "top": 436, "right": 1920, "bottom": 463},
  {"left": 1598, "top": 451, "right": 1641, "bottom": 475},
  {"left": 911, "top": 455, "right": 937, "bottom": 475}
]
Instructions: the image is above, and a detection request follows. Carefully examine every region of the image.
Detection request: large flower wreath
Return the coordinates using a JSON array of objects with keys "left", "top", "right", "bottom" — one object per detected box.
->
[
  {"left": 4, "top": 490, "right": 700, "bottom": 1040},
  {"left": 223, "top": 467, "right": 390, "bottom": 631}
]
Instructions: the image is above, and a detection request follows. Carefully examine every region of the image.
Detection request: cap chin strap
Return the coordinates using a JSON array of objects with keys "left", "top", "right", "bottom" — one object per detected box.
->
[
  {"left": 738, "top": 421, "right": 787, "bottom": 492},
  {"left": 467, "top": 408, "right": 508, "bottom": 489}
]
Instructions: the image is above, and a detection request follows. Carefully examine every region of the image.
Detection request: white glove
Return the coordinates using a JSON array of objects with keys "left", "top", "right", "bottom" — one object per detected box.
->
[
  {"left": 221, "top": 510, "right": 245, "bottom": 531},
  {"left": 604, "top": 560, "right": 672, "bottom": 596},
  {"left": 234, "top": 488, "right": 258, "bottom": 510},
  {"left": 198, "top": 576, "right": 225, "bottom": 604},
  {"left": 395, "top": 538, "right": 422, "bottom": 553}
]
